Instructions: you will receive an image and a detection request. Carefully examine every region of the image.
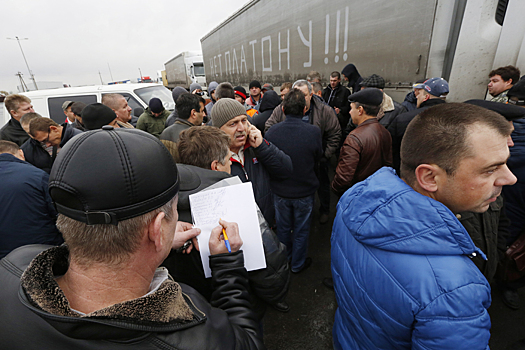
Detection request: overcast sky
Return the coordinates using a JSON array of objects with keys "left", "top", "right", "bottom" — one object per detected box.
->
[{"left": 0, "top": 0, "right": 246, "bottom": 93}]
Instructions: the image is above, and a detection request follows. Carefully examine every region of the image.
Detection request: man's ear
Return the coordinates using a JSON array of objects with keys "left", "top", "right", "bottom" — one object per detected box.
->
[
  {"left": 148, "top": 211, "right": 166, "bottom": 252},
  {"left": 210, "top": 160, "right": 219, "bottom": 171},
  {"left": 414, "top": 164, "right": 442, "bottom": 193}
]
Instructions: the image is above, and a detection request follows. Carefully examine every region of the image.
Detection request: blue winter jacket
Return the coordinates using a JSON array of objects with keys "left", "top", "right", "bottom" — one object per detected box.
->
[
  {"left": 0, "top": 154, "right": 63, "bottom": 258},
  {"left": 331, "top": 167, "right": 491, "bottom": 350}
]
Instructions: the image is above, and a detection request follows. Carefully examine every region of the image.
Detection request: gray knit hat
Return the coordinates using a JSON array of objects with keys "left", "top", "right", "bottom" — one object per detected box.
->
[{"left": 211, "top": 98, "right": 248, "bottom": 128}]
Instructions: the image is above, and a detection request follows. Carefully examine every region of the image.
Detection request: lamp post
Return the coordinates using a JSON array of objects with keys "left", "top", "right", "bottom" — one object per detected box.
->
[{"left": 7, "top": 36, "right": 38, "bottom": 90}]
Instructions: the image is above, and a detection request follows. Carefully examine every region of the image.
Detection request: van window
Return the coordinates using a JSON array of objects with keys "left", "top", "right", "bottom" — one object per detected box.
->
[
  {"left": 134, "top": 86, "right": 175, "bottom": 110},
  {"left": 48, "top": 95, "right": 97, "bottom": 124}
]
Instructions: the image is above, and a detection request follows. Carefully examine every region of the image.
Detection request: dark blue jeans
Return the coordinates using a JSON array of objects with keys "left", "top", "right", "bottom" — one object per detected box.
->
[{"left": 274, "top": 194, "right": 314, "bottom": 272}]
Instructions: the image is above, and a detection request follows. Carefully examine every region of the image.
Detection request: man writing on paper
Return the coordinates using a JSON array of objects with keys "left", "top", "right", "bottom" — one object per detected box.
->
[
  {"left": 0, "top": 126, "right": 264, "bottom": 349},
  {"left": 161, "top": 126, "right": 291, "bottom": 314}
]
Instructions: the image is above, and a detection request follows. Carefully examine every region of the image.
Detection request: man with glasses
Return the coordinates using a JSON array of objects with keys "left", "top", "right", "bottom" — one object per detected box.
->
[{"left": 29, "top": 118, "right": 82, "bottom": 157}]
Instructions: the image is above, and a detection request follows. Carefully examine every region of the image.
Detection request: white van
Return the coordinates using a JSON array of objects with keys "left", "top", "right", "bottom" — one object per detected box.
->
[{"left": 1, "top": 83, "right": 174, "bottom": 127}]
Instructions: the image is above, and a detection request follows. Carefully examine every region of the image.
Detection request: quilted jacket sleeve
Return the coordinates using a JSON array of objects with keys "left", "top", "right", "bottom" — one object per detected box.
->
[{"left": 411, "top": 283, "right": 491, "bottom": 350}]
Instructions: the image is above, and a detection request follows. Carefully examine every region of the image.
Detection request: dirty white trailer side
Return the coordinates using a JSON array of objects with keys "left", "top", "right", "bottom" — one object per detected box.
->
[{"left": 201, "top": 0, "right": 524, "bottom": 102}]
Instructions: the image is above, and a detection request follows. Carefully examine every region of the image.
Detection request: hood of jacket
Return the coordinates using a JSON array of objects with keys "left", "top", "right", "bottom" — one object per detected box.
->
[
  {"left": 338, "top": 167, "right": 485, "bottom": 258},
  {"left": 341, "top": 64, "right": 361, "bottom": 86},
  {"left": 259, "top": 90, "right": 281, "bottom": 112}
]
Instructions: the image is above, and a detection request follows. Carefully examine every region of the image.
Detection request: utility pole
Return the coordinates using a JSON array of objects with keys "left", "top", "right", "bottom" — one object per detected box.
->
[
  {"left": 138, "top": 68, "right": 143, "bottom": 82},
  {"left": 15, "top": 72, "right": 28, "bottom": 92},
  {"left": 7, "top": 36, "right": 38, "bottom": 90}
]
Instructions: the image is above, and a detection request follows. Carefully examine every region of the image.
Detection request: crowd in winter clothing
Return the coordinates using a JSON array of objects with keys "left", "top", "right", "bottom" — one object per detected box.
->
[{"left": 2, "top": 61, "right": 525, "bottom": 350}]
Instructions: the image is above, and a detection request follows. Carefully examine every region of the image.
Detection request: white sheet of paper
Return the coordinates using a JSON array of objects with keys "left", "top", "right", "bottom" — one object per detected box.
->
[{"left": 189, "top": 182, "right": 266, "bottom": 278}]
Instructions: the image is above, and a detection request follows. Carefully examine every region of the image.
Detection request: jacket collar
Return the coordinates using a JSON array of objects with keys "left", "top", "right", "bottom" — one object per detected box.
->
[
  {"left": 0, "top": 153, "right": 25, "bottom": 164},
  {"left": 420, "top": 98, "right": 446, "bottom": 109},
  {"left": 174, "top": 118, "right": 195, "bottom": 127},
  {"left": 20, "top": 246, "right": 198, "bottom": 339}
]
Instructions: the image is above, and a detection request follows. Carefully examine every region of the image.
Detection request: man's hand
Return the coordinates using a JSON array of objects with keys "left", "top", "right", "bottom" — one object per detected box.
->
[
  {"left": 209, "top": 219, "right": 243, "bottom": 255},
  {"left": 334, "top": 107, "right": 340, "bottom": 114},
  {"left": 172, "top": 221, "right": 201, "bottom": 254},
  {"left": 247, "top": 123, "right": 263, "bottom": 148}
]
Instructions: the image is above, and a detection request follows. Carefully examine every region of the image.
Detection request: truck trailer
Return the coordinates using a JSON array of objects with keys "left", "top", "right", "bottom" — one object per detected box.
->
[
  {"left": 164, "top": 51, "right": 207, "bottom": 90},
  {"left": 200, "top": 0, "right": 525, "bottom": 102}
]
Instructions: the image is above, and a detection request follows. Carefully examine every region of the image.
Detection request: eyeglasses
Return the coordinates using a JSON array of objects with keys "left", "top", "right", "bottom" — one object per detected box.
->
[{"left": 39, "top": 128, "right": 50, "bottom": 147}]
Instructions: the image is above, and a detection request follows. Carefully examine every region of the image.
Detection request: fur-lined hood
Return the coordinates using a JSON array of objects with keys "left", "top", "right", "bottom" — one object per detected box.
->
[{"left": 21, "top": 246, "right": 196, "bottom": 325}]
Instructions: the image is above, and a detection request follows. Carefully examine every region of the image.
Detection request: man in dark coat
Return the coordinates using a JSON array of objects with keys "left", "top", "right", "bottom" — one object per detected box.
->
[
  {"left": 160, "top": 94, "right": 205, "bottom": 143},
  {"left": 265, "top": 80, "right": 341, "bottom": 224},
  {"left": 265, "top": 89, "right": 323, "bottom": 274},
  {"left": 388, "top": 77, "right": 449, "bottom": 172},
  {"left": 0, "top": 140, "right": 62, "bottom": 258},
  {"left": 29, "top": 117, "right": 82, "bottom": 155},
  {"left": 322, "top": 71, "right": 351, "bottom": 133},
  {"left": 341, "top": 63, "right": 363, "bottom": 94},
  {"left": 252, "top": 90, "right": 281, "bottom": 133},
  {"left": 212, "top": 98, "right": 293, "bottom": 226},
  {"left": 20, "top": 113, "right": 56, "bottom": 174},
  {"left": 165, "top": 87, "right": 190, "bottom": 127},
  {"left": 1, "top": 94, "right": 34, "bottom": 146}
]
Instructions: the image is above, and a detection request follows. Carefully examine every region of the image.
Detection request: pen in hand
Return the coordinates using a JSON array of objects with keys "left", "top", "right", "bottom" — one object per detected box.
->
[{"left": 220, "top": 219, "right": 232, "bottom": 253}]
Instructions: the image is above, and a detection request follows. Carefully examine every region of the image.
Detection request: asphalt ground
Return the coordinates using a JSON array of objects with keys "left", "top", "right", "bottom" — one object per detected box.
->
[{"left": 263, "top": 164, "right": 525, "bottom": 350}]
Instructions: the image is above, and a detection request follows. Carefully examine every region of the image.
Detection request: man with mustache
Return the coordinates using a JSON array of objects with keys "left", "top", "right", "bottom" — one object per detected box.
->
[
  {"left": 331, "top": 103, "right": 516, "bottom": 349},
  {"left": 211, "top": 98, "right": 293, "bottom": 226}
]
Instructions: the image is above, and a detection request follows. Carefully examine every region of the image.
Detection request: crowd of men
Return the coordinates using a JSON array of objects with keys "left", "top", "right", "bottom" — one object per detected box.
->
[{"left": 1, "top": 62, "right": 525, "bottom": 349}]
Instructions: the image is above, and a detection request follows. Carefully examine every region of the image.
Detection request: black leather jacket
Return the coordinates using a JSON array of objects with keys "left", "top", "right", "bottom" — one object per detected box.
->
[{"left": 0, "top": 245, "right": 265, "bottom": 350}]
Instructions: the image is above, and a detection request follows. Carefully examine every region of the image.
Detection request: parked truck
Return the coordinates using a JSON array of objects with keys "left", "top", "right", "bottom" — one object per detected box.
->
[
  {"left": 164, "top": 51, "right": 207, "bottom": 90},
  {"left": 200, "top": 0, "right": 524, "bottom": 102}
]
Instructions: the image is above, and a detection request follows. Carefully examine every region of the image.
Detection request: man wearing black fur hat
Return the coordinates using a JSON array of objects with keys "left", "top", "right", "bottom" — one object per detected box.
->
[{"left": 0, "top": 127, "right": 265, "bottom": 349}]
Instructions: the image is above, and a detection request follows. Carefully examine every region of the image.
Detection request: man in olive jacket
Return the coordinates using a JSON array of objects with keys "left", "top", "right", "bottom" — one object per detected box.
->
[{"left": 136, "top": 97, "right": 170, "bottom": 138}]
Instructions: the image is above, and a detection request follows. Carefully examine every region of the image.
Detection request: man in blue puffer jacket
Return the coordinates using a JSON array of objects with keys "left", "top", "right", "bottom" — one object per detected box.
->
[{"left": 331, "top": 103, "right": 517, "bottom": 349}]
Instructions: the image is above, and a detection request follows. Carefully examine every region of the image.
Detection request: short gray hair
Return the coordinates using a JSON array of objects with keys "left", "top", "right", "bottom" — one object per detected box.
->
[
  {"left": 215, "top": 82, "right": 235, "bottom": 100},
  {"left": 102, "top": 93, "right": 125, "bottom": 110},
  {"left": 57, "top": 195, "right": 177, "bottom": 266},
  {"left": 293, "top": 79, "right": 312, "bottom": 94}
]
